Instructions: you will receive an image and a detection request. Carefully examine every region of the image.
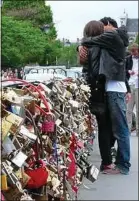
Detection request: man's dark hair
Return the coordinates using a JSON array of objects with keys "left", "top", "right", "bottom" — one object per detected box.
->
[
  {"left": 100, "top": 17, "right": 118, "bottom": 28},
  {"left": 83, "top": 20, "right": 104, "bottom": 37}
]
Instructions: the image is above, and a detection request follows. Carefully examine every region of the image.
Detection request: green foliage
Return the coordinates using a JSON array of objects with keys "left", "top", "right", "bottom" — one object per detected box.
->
[
  {"left": 2, "top": 0, "right": 79, "bottom": 69},
  {"left": 57, "top": 44, "right": 79, "bottom": 67},
  {"left": 2, "top": 0, "right": 60, "bottom": 68},
  {"left": 2, "top": 16, "right": 52, "bottom": 68},
  {"left": 2, "top": 0, "right": 53, "bottom": 27},
  {"left": 135, "top": 34, "right": 139, "bottom": 44}
]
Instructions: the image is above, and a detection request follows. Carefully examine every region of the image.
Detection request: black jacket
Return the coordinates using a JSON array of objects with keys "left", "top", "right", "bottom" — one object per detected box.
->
[
  {"left": 82, "top": 26, "right": 129, "bottom": 82},
  {"left": 125, "top": 54, "right": 133, "bottom": 80},
  {"left": 81, "top": 26, "right": 131, "bottom": 92}
]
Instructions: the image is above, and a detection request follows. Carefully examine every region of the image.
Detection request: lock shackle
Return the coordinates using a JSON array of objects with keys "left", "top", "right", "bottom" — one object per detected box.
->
[
  {"left": 25, "top": 108, "right": 44, "bottom": 159},
  {"left": 2, "top": 79, "right": 51, "bottom": 113}
]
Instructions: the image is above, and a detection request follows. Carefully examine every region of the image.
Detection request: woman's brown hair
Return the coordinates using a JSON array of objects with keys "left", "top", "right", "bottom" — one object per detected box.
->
[{"left": 83, "top": 20, "right": 104, "bottom": 37}]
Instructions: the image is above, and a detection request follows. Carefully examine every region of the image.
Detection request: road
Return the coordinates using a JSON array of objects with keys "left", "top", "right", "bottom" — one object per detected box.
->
[{"left": 78, "top": 134, "right": 138, "bottom": 200}]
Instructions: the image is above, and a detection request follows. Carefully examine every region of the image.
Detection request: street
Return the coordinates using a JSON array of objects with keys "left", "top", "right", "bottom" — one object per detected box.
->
[{"left": 78, "top": 135, "right": 138, "bottom": 200}]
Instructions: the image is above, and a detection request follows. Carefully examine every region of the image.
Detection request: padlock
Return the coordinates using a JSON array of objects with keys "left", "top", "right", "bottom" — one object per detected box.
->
[
  {"left": 26, "top": 100, "right": 36, "bottom": 115},
  {"left": 75, "top": 151, "right": 99, "bottom": 183},
  {"left": 9, "top": 150, "right": 28, "bottom": 168},
  {"left": 20, "top": 125, "right": 37, "bottom": 141},
  {"left": 55, "top": 119, "right": 62, "bottom": 126},
  {"left": 11, "top": 104, "right": 26, "bottom": 118},
  {"left": 20, "top": 171, "right": 31, "bottom": 188},
  {"left": 42, "top": 114, "right": 55, "bottom": 133},
  {"left": 68, "top": 100, "right": 79, "bottom": 113},
  {"left": 86, "top": 164, "right": 99, "bottom": 183},
  {"left": 2, "top": 136, "right": 17, "bottom": 156},
  {"left": 3, "top": 187, "right": 24, "bottom": 201},
  {"left": 12, "top": 88, "right": 25, "bottom": 96},
  {"left": 78, "top": 122, "right": 87, "bottom": 134},
  {"left": 2, "top": 161, "right": 23, "bottom": 191},
  {"left": 20, "top": 191, "right": 33, "bottom": 200},
  {"left": 1, "top": 174, "right": 8, "bottom": 191},
  {"left": 80, "top": 84, "right": 90, "bottom": 93},
  {"left": 2, "top": 110, "right": 24, "bottom": 140},
  {"left": 2, "top": 88, "right": 22, "bottom": 105}
]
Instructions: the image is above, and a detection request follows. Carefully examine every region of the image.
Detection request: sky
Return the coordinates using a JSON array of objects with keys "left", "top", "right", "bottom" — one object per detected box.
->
[{"left": 46, "top": 1, "right": 138, "bottom": 41}]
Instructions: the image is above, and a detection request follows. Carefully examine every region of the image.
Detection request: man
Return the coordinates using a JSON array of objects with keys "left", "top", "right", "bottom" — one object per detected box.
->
[
  {"left": 126, "top": 44, "right": 139, "bottom": 136},
  {"left": 78, "top": 17, "right": 131, "bottom": 175}
]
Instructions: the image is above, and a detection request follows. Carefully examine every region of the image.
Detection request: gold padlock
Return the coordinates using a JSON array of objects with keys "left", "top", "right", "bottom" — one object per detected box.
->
[
  {"left": 2, "top": 89, "right": 22, "bottom": 105},
  {"left": 1, "top": 174, "right": 8, "bottom": 191},
  {"left": 2, "top": 119, "right": 12, "bottom": 141},
  {"left": 2, "top": 110, "right": 24, "bottom": 140}
]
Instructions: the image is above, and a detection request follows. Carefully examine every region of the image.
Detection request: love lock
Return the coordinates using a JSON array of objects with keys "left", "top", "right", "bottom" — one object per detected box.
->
[
  {"left": 2, "top": 160, "right": 24, "bottom": 191},
  {"left": 42, "top": 114, "right": 55, "bottom": 134},
  {"left": 2, "top": 110, "right": 24, "bottom": 141},
  {"left": 68, "top": 100, "right": 79, "bottom": 113},
  {"left": 19, "top": 125, "right": 37, "bottom": 142},
  {"left": 8, "top": 150, "right": 28, "bottom": 168},
  {"left": 75, "top": 151, "right": 99, "bottom": 183}
]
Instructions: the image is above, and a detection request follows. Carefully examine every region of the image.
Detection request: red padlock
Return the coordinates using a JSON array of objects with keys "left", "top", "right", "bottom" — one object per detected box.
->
[
  {"left": 25, "top": 161, "right": 49, "bottom": 189},
  {"left": 42, "top": 121, "right": 55, "bottom": 133}
]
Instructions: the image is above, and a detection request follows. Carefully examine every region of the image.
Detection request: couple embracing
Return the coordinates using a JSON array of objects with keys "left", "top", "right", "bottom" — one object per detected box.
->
[{"left": 77, "top": 17, "right": 131, "bottom": 175}]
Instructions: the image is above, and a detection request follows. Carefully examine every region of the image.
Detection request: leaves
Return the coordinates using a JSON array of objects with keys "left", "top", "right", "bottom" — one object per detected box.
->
[
  {"left": 135, "top": 34, "right": 139, "bottom": 44},
  {"left": 57, "top": 44, "right": 79, "bottom": 67},
  {"left": 1, "top": 0, "right": 79, "bottom": 69},
  {"left": 2, "top": 16, "right": 52, "bottom": 68},
  {"left": 1, "top": 0, "right": 59, "bottom": 68},
  {"left": 2, "top": 0, "right": 53, "bottom": 27}
]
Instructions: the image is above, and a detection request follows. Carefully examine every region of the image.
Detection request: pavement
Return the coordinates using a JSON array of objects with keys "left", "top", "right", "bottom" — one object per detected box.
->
[{"left": 78, "top": 134, "right": 138, "bottom": 200}]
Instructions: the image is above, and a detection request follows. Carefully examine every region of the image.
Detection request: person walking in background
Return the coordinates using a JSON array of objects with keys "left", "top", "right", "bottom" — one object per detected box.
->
[
  {"left": 19, "top": 68, "right": 24, "bottom": 79},
  {"left": 126, "top": 44, "right": 139, "bottom": 136},
  {"left": 2, "top": 69, "right": 8, "bottom": 79},
  {"left": 14, "top": 69, "right": 18, "bottom": 78}
]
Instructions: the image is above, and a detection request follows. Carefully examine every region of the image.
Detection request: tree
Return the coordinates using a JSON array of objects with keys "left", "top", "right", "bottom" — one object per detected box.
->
[
  {"left": 2, "top": 16, "right": 53, "bottom": 68},
  {"left": 57, "top": 44, "right": 79, "bottom": 67},
  {"left": 135, "top": 34, "right": 139, "bottom": 44},
  {"left": 1, "top": 0, "right": 60, "bottom": 68},
  {"left": 2, "top": 0, "right": 57, "bottom": 39}
]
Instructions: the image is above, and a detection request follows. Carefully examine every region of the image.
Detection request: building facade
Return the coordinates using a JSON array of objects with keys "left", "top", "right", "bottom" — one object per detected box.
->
[{"left": 120, "top": 11, "right": 138, "bottom": 43}]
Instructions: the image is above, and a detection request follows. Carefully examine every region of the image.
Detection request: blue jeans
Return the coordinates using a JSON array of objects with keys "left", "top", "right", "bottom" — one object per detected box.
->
[{"left": 107, "top": 92, "right": 131, "bottom": 173}]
